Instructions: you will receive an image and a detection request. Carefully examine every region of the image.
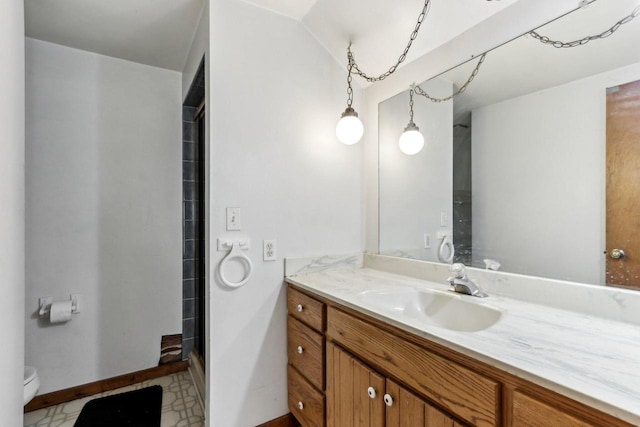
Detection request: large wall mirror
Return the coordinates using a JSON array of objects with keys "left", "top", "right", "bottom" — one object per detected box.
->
[{"left": 379, "top": 0, "right": 640, "bottom": 289}]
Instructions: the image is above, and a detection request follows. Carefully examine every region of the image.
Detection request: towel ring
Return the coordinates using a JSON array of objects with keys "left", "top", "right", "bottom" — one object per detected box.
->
[
  {"left": 219, "top": 242, "right": 253, "bottom": 288},
  {"left": 438, "top": 235, "right": 455, "bottom": 263}
]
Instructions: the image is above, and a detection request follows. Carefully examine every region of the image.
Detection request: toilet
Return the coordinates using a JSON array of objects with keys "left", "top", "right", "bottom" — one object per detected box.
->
[{"left": 24, "top": 366, "right": 40, "bottom": 405}]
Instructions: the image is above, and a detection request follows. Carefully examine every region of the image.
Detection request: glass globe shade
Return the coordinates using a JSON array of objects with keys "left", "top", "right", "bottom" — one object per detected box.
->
[
  {"left": 336, "top": 115, "right": 364, "bottom": 145},
  {"left": 399, "top": 128, "right": 425, "bottom": 155}
]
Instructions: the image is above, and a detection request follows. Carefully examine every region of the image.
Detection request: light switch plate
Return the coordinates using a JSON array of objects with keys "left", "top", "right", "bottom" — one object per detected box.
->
[
  {"left": 423, "top": 233, "right": 431, "bottom": 249},
  {"left": 440, "top": 211, "right": 448, "bottom": 227},
  {"left": 226, "top": 207, "right": 241, "bottom": 231}
]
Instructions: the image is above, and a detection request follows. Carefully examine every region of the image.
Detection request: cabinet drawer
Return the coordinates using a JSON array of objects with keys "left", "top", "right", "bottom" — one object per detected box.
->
[
  {"left": 288, "top": 286, "right": 325, "bottom": 332},
  {"left": 289, "top": 365, "right": 325, "bottom": 427},
  {"left": 288, "top": 316, "right": 325, "bottom": 390},
  {"left": 327, "top": 307, "right": 499, "bottom": 427},
  {"left": 511, "top": 390, "right": 594, "bottom": 427}
]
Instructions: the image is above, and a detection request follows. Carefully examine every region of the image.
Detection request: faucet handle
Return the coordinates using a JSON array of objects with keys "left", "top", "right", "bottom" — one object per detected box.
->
[{"left": 450, "top": 263, "right": 466, "bottom": 278}]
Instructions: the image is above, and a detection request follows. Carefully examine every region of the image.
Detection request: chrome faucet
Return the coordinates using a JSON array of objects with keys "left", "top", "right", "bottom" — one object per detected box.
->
[{"left": 447, "top": 263, "right": 488, "bottom": 298}]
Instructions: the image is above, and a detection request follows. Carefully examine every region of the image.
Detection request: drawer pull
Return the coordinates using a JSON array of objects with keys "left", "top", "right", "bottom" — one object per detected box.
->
[
  {"left": 297, "top": 346, "right": 304, "bottom": 354},
  {"left": 298, "top": 401, "right": 304, "bottom": 410},
  {"left": 296, "top": 304, "right": 303, "bottom": 312},
  {"left": 384, "top": 393, "right": 394, "bottom": 407},
  {"left": 367, "top": 386, "right": 377, "bottom": 399}
]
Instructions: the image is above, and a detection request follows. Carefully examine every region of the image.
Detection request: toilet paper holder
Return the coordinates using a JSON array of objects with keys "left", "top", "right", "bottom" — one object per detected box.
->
[{"left": 38, "top": 294, "right": 81, "bottom": 317}]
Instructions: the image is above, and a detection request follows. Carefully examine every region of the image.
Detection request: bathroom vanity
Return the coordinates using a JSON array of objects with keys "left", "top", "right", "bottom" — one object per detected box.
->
[{"left": 285, "top": 259, "right": 640, "bottom": 427}]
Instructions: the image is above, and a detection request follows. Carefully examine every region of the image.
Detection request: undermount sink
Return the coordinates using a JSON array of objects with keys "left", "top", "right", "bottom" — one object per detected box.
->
[{"left": 357, "top": 287, "right": 502, "bottom": 332}]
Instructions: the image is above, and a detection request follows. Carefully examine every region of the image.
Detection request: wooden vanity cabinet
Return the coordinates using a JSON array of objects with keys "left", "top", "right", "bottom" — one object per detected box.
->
[
  {"left": 327, "top": 342, "right": 465, "bottom": 427},
  {"left": 287, "top": 286, "right": 326, "bottom": 427},
  {"left": 327, "top": 306, "right": 497, "bottom": 427},
  {"left": 510, "top": 389, "right": 595, "bottom": 427},
  {"left": 326, "top": 342, "right": 385, "bottom": 427},
  {"left": 287, "top": 283, "right": 634, "bottom": 427}
]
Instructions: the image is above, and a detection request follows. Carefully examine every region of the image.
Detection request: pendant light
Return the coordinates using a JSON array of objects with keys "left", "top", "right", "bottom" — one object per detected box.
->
[
  {"left": 336, "top": 0, "right": 432, "bottom": 145},
  {"left": 336, "top": 50, "right": 363, "bottom": 145},
  {"left": 398, "top": 86, "right": 424, "bottom": 155}
]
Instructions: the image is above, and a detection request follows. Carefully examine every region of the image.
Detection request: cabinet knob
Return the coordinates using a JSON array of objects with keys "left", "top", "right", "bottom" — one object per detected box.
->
[
  {"left": 384, "top": 393, "right": 394, "bottom": 407},
  {"left": 298, "top": 401, "right": 304, "bottom": 410},
  {"left": 610, "top": 248, "right": 626, "bottom": 259},
  {"left": 367, "top": 386, "right": 377, "bottom": 399},
  {"left": 297, "top": 346, "right": 304, "bottom": 354},
  {"left": 296, "top": 304, "right": 303, "bottom": 312}
]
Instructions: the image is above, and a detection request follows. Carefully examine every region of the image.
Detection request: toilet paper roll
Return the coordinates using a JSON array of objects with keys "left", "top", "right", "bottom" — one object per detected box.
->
[{"left": 50, "top": 300, "right": 73, "bottom": 323}]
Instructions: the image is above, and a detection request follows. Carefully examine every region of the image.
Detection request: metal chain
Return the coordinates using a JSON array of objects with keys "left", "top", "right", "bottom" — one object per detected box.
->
[
  {"left": 346, "top": 60, "right": 354, "bottom": 108},
  {"left": 409, "top": 86, "right": 415, "bottom": 123},
  {"left": 348, "top": 0, "right": 432, "bottom": 83},
  {"left": 529, "top": 4, "right": 640, "bottom": 48},
  {"left": 413, "top": 53, "right": 487, "bottom": 103}
]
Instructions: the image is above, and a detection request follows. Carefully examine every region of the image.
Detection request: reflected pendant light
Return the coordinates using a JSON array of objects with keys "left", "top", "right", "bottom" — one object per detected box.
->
[
  {"left": 399, "top": 87, "right": 424, "bottom": 155},
  {"left": 336, "top": 53, "right": 363, "bottom": 145}
]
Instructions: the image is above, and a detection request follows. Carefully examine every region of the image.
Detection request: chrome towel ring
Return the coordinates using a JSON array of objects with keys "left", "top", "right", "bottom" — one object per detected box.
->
[
  {"left": 218, "top": 240, "right": 253, "bottom": 288},
  {"left": 437, "top": 233, "right": 455, "bottom": 263}
]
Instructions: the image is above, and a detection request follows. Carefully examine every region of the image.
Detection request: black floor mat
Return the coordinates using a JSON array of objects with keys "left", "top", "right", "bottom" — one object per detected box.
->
[{"left": 74, "top": 385, "right": 163, "bottom": 427}]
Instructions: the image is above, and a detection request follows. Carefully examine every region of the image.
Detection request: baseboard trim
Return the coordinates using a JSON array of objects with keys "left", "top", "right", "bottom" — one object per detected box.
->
[
  {"left": 256, "top": 413, "right": 298, "bottom": 427},
  {"left": 25, "top": 360, "right": 190, "bottom": 413},
  {"left": 188, "top": 351, "right": 206, "bottom": 410}
]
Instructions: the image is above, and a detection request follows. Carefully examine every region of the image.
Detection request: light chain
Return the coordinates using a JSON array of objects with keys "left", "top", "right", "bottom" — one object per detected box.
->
[
  {"left": 529, "top": 4, "right": 640, "bottom": 48},
  {"left": 348, "top": 0, "right": 432, "bottom": 83},
  {"left": 413, "top": 54, "right": 486, "bottom": 103}
]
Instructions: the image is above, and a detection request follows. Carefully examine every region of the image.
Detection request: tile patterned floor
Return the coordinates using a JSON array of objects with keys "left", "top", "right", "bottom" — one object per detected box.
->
[{"left": 24, "top": 371, "right": 204, "bottom": 427}]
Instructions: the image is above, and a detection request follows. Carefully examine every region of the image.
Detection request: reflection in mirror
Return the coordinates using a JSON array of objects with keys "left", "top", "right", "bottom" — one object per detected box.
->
[{"left": 378, "top": 0, "right": 640, "bottom": 288}]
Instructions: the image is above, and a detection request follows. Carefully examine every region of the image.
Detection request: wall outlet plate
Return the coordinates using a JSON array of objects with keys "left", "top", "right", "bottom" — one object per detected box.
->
[{"left": 263, "top": 240, "right": 276, "bottom": 261}]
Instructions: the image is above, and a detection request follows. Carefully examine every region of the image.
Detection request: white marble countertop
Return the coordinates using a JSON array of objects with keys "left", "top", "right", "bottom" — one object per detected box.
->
[{"left": 286, "top": 267, "right": 640, "bottom": 426}]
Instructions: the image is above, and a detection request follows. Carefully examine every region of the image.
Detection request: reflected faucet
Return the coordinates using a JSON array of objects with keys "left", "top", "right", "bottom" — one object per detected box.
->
[{"left": 447, "top": 263, "right": 488, "bottom": 298}]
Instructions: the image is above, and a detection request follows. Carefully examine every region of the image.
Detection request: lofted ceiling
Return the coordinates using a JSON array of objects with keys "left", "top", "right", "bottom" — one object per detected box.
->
[
  {"left": 430, "top": 0, "right": 640, "bottom": 125},
  {"left": 24, "top": 0, "right": 206, "bottom": 71},
  {"left": 245, "top": 0, "right": 516, "bottom": 82},
  {"left": 25, "top": 0, "right": 517, "bottom": 75}
]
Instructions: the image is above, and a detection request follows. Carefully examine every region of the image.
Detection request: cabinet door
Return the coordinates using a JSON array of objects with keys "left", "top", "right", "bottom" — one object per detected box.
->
[
  {"left": 327, "top": 343, "right": 385, "bottom": 427},
  {"left": 511, "top": 390, "right": 594, "bottom": 427},
  {"left": 386, "top": 380, "right": 466, "bottom": 427}
]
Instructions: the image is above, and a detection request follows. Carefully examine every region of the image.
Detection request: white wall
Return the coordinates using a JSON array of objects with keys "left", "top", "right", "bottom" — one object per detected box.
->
[
  {"left": 472, "top": 61, "right": 640, "bottom": 284},
  {"left": 25, "top": 38, "right": 182, "bottom": 394},
  {"left": 182, "top": 0, "right": 209, "bottom": 99},
  {"left": 378, "top": 78, "right": 453, "bottom": 261},
  {"left": 0, "top": 0, "right": 25, "bottom": 424},
  {"left": 207, "top": 0, "right": 363, "bottom": 425}
]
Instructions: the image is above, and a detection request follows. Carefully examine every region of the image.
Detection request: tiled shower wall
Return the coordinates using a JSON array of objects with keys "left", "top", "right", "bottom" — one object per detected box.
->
[
  {"left": 182, "top": 105, "right": 199, "bottom": 358},
  {"left": 182, "top": 59, "right": 205, "bottom": 360},
  {"left": 453, "top": 123, "right": 472, "bottom": 265}
]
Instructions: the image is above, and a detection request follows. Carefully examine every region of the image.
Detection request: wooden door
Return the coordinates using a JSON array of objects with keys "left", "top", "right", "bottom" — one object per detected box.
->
[
  {"left": 606, "top": 80, "right": 640, "bottom": 288},
  {"left": 326, "top": 343, "right": 385, "bottom": 427},
  {"left": 386, "top": 380, "right": 465, "bottom": 427}
]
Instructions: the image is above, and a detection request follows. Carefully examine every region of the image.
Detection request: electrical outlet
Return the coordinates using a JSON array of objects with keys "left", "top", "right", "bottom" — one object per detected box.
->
[{"left": 263, "top": 240, "right": 276, "bottom": 261}]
